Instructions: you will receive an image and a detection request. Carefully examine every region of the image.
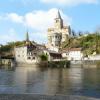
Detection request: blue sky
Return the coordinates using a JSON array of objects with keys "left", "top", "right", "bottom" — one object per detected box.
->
[{"left": 0, "top": 0, "right": 100, "bottom": 44}]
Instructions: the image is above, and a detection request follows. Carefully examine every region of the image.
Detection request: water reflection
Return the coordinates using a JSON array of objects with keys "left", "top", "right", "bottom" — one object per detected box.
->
[{"left": 0, "top": 65, "right": 100, "bottom": 98}]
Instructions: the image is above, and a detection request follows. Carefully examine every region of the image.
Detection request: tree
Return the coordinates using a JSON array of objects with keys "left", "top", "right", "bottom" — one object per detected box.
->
[
  {"left": 39, "top": 53, "right": 48, "bottom": 61},
  {"left": 72, "top": 30, "right": 76, "bottom": 37},
  {"left": 78, "top": 31, "right": 82, "bottom": 36}
]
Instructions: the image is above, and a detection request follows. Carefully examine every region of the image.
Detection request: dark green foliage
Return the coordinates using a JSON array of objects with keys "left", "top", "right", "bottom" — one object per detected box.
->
[
  {"left": 40, "top": 53, "right": 48, "bottom": 61},
  {"left": 62, "top": 32, "right": 100, "bottom": 55},
  {"left": 48, "top": 60, "right": 70, "bottom": 68},
  {"left": 0, "top": 41, "right": 25, "bottom": 53}
]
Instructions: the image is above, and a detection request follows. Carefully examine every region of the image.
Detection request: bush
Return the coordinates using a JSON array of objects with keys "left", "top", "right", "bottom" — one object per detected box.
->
[{"left": 40, "top": 53, "right": 48, "bottom": 61}]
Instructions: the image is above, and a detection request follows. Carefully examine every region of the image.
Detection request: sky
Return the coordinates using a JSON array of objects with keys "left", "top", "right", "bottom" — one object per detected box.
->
[{"left": 0, "top": 0, "right": 100, "bottom": 44}]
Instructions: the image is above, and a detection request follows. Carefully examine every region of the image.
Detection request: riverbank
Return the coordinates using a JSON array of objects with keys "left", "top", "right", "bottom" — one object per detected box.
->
[
  {"left": 48, "top": 60, "right": 70, "bottom": 68},
  {"left": 0, "top": 94, "right": 99, "bottom": 100}
]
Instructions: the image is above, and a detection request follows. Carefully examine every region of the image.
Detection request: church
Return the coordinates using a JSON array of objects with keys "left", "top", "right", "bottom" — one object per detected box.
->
[{"left": 47, "top": 10, "right": 71, "bottom": 52}]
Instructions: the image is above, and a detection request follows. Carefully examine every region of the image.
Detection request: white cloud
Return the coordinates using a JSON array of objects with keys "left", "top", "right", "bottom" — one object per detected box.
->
[
  {"left": 5, "top": 8, "right": 71, "bottom": 32},
  {"left": 0, "top": 28, "right": 20, "bottom": 44},
  {"left": 24, "top": 8, "right": 71, "bottom": 31},
  {"left": 30, "top": 32, "right": 47, "bottom": 44},
  {"left": 7, "top": 13, "right": 23, "bottom": 23},
  {"left": 41, "top": 0, "right": 99, "bottom": 6}
]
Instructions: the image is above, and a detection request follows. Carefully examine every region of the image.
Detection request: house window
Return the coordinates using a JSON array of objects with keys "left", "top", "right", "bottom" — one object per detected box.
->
[
  {"left": 27, "top": 57, "right": 31, "bottom": 59},
  {"left": 18, "top": 55, "right": 20, "bottom": 57},
  {"left": 32, "top": 57, "right": 35, "bottom": 59},
  {"left": 34, "top": 53, "right": 36, "bottom": 55},
  {"left": 30, "top": 52, "right": 32, "bottom": 56}
]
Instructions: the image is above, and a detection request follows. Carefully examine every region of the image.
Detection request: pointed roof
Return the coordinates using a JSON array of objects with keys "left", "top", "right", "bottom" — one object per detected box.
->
[
  {"left": 56, "top": 10, "right": 62, "bottom": 19},
  {"left": 26, "top": 31, "right": 29, "bottom": 42}
]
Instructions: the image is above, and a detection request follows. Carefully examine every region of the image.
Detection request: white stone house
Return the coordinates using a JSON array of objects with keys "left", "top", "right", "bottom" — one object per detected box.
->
[
  {"left": 62, "top": 48, "right": 83, "bottom": 60},
  {"left": 14, "top": 32, "right": 43, "bottom": 64},
  {"left": 14, "top": 44, "right": 40, "bottom": 64},
  {"left": 89, "top": 54, "right": 100, "bottom": 60}
]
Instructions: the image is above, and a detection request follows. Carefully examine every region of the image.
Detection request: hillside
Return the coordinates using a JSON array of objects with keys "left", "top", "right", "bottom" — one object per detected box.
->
[{"left": 61, "top": 32, "right": 100, "bottom": 55}]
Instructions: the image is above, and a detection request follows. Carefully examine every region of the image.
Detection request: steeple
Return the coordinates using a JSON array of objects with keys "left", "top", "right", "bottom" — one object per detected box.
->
[
  {"left": 25, "top": 31, "right": 31, "bottom": 46},
  {"left": 54, "top": 9, "right": 63, "bottom": 29},
  {"left": 56, "top": 10, "right": 62, "bottom": 19},
  {"left": 26, "top": 31, "right": 29, "bottom": 42}
]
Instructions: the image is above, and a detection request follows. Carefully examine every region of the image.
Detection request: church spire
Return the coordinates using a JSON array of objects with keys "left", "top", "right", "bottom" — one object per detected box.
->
[
  {"left": 54, "top": 9, "right": 63, "bottom": 29},
  {"left": 25, "top": 31, "right": 31, "bottom": 46},
  {"left": 56, "top": 10, "right": 62, "bottom": 19},
  {"left": 26, "top": 31, "right": 29, "bottom": 42}
]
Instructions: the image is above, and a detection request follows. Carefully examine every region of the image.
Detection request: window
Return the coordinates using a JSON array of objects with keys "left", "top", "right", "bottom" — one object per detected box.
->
[
  {"left": 32, "top": 57, "right": 35, "bottom": 59},
  {"left": 56, "top": 20, "right": 59, "bottom": 23},
  {"left": 27, "top": 57, "right": 31, "bottom": 59},
  {"left": 18, "top": 55, "right": 20, "bottom": 57},
  {"left": 34, "top": 53, "right": 36, "bottom": 55}
]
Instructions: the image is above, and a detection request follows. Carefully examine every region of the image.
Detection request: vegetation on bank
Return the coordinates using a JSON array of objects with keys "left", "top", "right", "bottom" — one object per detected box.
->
[
  {"left": 61, "top": 31, "right": 100, "bottom": 56},
  {"left": 48, "top": 60, "right": 70, "bottom": 68},
  {"left": 0, "top": 41, "right": 36, "bottom": 57}
]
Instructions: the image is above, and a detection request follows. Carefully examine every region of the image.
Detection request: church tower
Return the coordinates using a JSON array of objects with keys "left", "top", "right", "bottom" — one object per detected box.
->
[
  {"left": 54, "top": 10, "right": 63, "bottom": 29},
  {"left": 47, "top": 9, "right": 71, "bottom": 51}
]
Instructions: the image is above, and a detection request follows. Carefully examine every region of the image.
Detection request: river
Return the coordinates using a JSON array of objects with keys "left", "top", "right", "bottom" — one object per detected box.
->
[{"left": 0, "top": 64, "right": 100, "bottom": 98}]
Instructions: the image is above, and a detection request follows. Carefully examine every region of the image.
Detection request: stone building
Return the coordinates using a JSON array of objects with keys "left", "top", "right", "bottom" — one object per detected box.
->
[
  {"left": 14, "top": 32, "right": 41, "bottom": 64},
  {"left": 62, "top": 48, "right": 83, "bottom": 60},
  {"left": 47, "top": 10, "right": 71, "bottom": 51}
]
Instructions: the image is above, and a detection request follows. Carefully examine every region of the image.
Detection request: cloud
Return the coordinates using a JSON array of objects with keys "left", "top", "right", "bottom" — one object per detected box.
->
[
  {"left": 0, "top": 28, "right": 20, "bottom": 44},
  {"left": 30, "top": 32, "right": 47, "bottom": 44},
  {"left": 24, "top": 8, "right": 71, "bottom": 31},
  {"left": 5, "top": 8, "right": 71, "bottom": 32},
  {"left": 7, "top": 13, "right": 23, "bottom": 23},
  {"left": 41, "top": 0, "right": 99, "bottom": 6}
]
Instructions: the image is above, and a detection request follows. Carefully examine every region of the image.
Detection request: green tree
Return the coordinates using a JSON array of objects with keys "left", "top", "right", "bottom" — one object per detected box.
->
[{"left": 39, "top": 53, "right": 48, "bottom": 61}]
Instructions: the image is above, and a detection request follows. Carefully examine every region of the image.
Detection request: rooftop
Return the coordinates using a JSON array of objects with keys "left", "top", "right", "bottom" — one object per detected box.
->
[{"left": 61, "top": 48, "right": 82, "bottom": 53}]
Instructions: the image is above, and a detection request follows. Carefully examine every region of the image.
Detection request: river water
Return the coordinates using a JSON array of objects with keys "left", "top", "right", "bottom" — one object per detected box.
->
[{"left": 0, "top": 64, "right": 100, "bottom": 98}]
